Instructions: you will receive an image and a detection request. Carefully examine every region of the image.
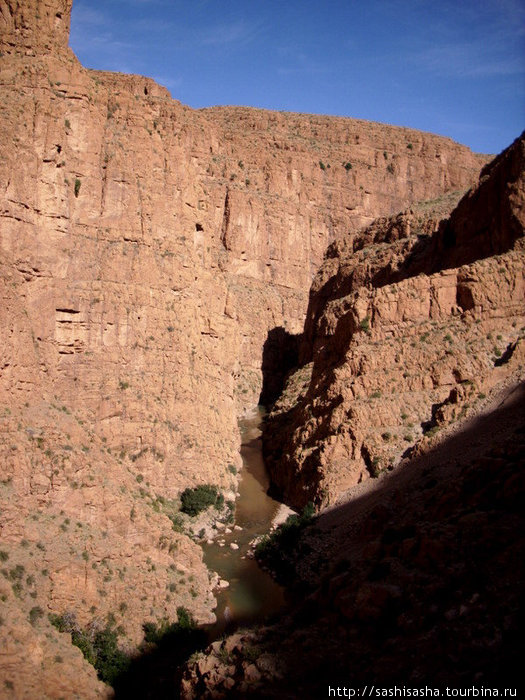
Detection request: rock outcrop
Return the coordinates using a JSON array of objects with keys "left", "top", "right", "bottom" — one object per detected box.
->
[
  {"left": 264, "top": 133, "right": 525, "bottom": 509},
  {"left": 0, "top": 0, "right": 490, "bottom": 695}
]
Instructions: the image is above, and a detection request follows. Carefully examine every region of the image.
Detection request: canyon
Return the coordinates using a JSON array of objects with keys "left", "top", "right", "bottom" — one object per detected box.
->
[
  {"left": 182, "top": 132, "right": 525, "bottom": 697},
  {"left": 264, "top": 132, "right": 525, "bottom": 509},
  {"left": 0, "top": 0, "right": 522, "bottom": 697}
]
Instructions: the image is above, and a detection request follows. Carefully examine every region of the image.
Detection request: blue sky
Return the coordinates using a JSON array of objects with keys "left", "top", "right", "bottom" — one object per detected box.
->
[{"left": 70, "top": 0, "right": 524, "bottom": 155}]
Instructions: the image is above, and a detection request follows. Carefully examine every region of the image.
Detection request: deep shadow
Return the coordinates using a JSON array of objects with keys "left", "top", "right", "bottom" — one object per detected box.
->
[
  {"left": 258, "top": 326, "right": 301, "bottom": 407},
  {"left": 114, "top": 623, "right": 207, "bottom": 699},
  {"left": 113, "top": 607, "right": 285, "bottom": 700},
  {"left": 249, "top": 383, "right": 525, "bottom": 695}
]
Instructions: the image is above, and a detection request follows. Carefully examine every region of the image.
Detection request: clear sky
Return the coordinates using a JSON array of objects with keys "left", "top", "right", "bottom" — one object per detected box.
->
[{"left": 69, "top": 0, "right": 524, "bottom": 155}]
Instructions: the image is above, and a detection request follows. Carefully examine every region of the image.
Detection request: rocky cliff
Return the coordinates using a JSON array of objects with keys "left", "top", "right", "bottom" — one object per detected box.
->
[
  {"left": 180, "top": 135, "right": 524, "bottom": 699},
  {"left": 0, "top": 0, "right": 489, "bottom": 695},
  {"left": 264, "top": 133, "right": 525, "bottom": 509}
]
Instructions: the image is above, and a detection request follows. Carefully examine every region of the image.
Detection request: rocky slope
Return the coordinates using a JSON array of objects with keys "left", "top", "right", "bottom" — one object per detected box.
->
[
  {"left": 264, "top": 133, "right": 525, "bottom": 509},
  {"left": 0, "top": 0, "right": 489, "bottom": 695}
]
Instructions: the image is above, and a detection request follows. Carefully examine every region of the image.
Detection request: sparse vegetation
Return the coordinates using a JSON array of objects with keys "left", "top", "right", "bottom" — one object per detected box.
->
[
  {"left": 369, "top": 456, "right": 382, "bottom": 478},
  {"left": 74, "top": 178, "right": 81, "bottom": 198},
  {"left": 142, "top": 606, "right": 204, "bottom": 647},
  {"left": 359, "top": 316, "right": 370, "bottom": 333},
  {"left": 29, "top": 606, "right": 44, "bottom": 626}
]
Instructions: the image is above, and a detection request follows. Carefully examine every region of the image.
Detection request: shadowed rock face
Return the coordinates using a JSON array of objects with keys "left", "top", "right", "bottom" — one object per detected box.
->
[
  {"left": 183, "top": 384, "right": 525, "bottom": 697},
  {"left": 0, "top": 0, "right": 490, "bottom": 695},
  {"left": 263, "top": 133, "right": 525, "bottom": 511}
]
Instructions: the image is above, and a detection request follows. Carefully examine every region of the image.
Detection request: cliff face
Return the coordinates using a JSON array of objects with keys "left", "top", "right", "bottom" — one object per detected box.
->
[
  {"left": 181, "top": 138, "right": 524, "bottom": 700},
  {"left": 264, "top": 134, "right": 525, "bottom": 510},
  {"left": 1, "top": 0, "right": 72, "bottom": 53},
  {"left": 0, "top": 0, "right": 489, "bottom": 695}
]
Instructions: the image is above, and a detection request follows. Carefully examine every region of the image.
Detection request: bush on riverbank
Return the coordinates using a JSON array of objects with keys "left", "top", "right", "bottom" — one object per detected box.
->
[
  {"left": 180, "top": 485, "right": 224, "bottom": 516},
  {"left": 255, "top": 503, "right": 316, "bottom": 584}
]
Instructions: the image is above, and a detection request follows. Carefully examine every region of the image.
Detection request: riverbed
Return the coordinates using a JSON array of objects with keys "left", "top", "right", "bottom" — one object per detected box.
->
[{"left": 202, "top": 408, "right": 286, "bottom": 638}]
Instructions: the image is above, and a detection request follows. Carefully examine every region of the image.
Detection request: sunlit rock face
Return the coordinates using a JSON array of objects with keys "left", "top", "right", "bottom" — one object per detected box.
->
[{"left": 0, "top": 0, "right": 488, "bottom": 694}]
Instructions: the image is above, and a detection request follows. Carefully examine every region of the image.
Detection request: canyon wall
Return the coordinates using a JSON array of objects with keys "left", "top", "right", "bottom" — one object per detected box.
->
[
  {"left": 0, "top": 0, "right": 489, "bottom": 695},
  {"left": 264, "top": 133, "right": 525, "bottom": 509},
  {"left": 180, "top": 133, "right": 524, "bottom": 700}
]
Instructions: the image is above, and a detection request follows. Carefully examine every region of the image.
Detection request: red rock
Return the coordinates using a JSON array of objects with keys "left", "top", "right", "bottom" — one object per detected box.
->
[
  {"left": 0, "top": 0, "right": 495, "bottom": 695},
  {"left": 265, "top": 134, "right": 525, "bottom": 509}
]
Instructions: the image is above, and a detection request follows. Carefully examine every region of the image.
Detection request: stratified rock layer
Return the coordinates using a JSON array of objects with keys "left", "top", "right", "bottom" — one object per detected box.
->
[
  {"left": 0, "top": 0, "right": 488, "bottom": 695},
  {"left": 264, "top": 133, "right": 525, "bottom": 509}
]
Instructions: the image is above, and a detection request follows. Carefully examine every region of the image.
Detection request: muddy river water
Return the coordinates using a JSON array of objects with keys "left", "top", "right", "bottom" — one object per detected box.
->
[{"left": 202, "top": 408, "right": 286, "bottom": 638}]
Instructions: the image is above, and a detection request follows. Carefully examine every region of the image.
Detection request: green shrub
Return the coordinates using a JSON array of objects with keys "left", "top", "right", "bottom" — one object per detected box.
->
[
  {"left": 369, "top": 456, "right": 382, "bottom": 478},
  {"left": 29, "top": 605, "right": 44, "bottom": 627},
  {"left": 359, "top": 316, "right": 370, "bottom": 333},
  {"left": 255, "top": 503, "right": 316, "bottom": 584},
  {"left": 143, "top": 606, "right": 200, "bottom": 644},
  {"left": 140, "top": 607, "right": 206, "bottom": 681},
  {"left": 168, "top": 513, "right": 184, "bottom": 532},
  {"left": 179, "top": 485, "right": 223, "bottom": 516},
  {"left": 74, "top": 178, "right": 81, "bottom": 198},
  {"left": 9, "top": 564, "right": 24, "bottom": 581},
  {"left": 49, "top": 612, "right": 129, "bottom": 687}
]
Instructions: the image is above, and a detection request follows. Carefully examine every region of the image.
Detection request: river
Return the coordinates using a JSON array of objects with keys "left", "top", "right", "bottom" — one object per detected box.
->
[{"left": 202, "top": 407, "right": 286, "bottom": 638}]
